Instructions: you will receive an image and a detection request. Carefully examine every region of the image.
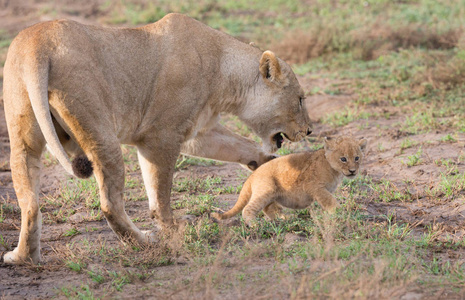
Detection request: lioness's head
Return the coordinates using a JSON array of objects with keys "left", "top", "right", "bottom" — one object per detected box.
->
[
  {"left": 242, "top": 50, "right": 312, "bottom": 153},
  {"left": 324, "top": 136, "right": 367, "bottom": 177}
]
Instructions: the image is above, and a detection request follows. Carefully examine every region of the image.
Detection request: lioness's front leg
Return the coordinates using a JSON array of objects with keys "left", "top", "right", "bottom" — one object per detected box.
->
[
  {"left": 137, "top": 145, "right": 179, "bottom": 227},
  {"left": 181, "top": 124, "right": 275, "bottom": 170}
]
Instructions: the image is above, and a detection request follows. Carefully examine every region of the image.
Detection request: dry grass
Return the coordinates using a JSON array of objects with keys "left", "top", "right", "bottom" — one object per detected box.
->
[
  {"left": 270, "top": 27, "right": 339, "bottom": 64},
  {"left": 273, "top": 23, "right": 463, "bottom": 63},
  {"left": 36, "top": 207, "right": 421, "bottom": 299},
  {"left": 412, "top": 50, "right": 465, "bottom": 91},
  {"left": 351, "top": 23, "right": 463, "bottom": 61}
]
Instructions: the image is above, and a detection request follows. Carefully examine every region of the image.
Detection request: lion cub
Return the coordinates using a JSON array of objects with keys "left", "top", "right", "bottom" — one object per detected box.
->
[{"left": 212, "top": 136, "right": 367, "bottom": 225}]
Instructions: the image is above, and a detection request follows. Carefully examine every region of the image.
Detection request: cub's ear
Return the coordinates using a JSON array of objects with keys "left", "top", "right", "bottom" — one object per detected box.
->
[
  {"left": 259, "top": 51, "right": 283, "bottom": 84},
  {"left": 359, "top": 138, "right": 368, "bottom": 152},
  {"left": 324, "top": 136, "right": 334, "bottom": 151}
]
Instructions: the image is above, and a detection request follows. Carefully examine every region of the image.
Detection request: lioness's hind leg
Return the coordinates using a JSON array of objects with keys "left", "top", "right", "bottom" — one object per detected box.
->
[
  {"left": 90, "top": 141, "right": 148, "bottom": 243},
  {"left": 48, "top": 87, "right": 149, "bottom": 243},
  {"left": 4, "top": 103, "right": 45, "bottom": 264}
]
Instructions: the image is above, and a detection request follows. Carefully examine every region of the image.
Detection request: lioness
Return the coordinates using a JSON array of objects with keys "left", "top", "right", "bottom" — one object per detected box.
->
[
  {"left": 212, "top": 136, "right": 367, "bottom": 225},
  {"left": 3, "top": 13, "right": 312, "bottom": 264}
]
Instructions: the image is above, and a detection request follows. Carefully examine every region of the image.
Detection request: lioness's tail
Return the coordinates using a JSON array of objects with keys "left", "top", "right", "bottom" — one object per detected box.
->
[
  {"left": 212, "top": 180, "right": 253, "bottom": 220},
  {"left": 24, "top": 57, "right": 93, "bottom": 178}
]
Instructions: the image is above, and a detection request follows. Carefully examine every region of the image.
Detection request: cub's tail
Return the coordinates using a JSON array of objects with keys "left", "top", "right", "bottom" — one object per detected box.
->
[{"left": 211, "top": 180, "right": 252, "bottom": 221}]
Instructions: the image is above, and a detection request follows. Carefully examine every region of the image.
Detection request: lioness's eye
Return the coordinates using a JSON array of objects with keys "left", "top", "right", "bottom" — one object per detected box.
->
[
  {"left": 355, "top": 156, "right": 360, "bottom": 162},
  {"left": 340, "top": 157, "right": 347, "bottom": 162},
  {"left": 299, "top": 97, "right": 304, "bottom": 108}
]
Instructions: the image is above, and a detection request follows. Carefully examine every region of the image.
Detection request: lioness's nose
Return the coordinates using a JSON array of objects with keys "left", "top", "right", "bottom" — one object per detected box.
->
[{"left": 306, "top": 128, "right": 312, "bottom": 136}]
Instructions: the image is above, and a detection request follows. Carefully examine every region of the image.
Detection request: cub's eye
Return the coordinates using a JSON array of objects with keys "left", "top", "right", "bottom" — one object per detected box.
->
[
  {"left": 340, "top": 157, "right": 347, "bottom": 162},
  {"left": 355, "top": 156, "right": 360, "bottom": 162}
]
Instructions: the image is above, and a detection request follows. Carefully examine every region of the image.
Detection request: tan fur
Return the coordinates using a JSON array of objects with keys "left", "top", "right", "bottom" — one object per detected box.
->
[
  {"left": 212, "top": 136, "right": 367, "bottom": 225},
  {"left": 2, "top": 14, "right": 312, "bottom": 264}
]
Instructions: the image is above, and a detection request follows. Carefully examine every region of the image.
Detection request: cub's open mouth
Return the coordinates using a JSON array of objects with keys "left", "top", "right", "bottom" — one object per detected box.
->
[{"left": 272, "top": 133, "right": 287, "bottom": 149}]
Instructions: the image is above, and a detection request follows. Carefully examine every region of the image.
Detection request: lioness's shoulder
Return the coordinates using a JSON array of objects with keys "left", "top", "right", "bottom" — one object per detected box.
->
[
  {"left": 160, "top": 13, "right": 190, "bottom": 22},
  {"left": 155, "top": 13, "right": 205, "bottom": 30}
]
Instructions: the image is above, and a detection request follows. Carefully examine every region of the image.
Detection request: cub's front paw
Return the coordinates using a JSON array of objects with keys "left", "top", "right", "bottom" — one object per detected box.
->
[{"left": 325, "top": 202, "right": 340, "bottom": 214}]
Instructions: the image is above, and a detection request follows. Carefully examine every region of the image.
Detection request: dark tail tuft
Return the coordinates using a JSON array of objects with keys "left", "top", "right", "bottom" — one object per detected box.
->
[{"left": 72, "top": 155, "right": 93, "bottom": 178}]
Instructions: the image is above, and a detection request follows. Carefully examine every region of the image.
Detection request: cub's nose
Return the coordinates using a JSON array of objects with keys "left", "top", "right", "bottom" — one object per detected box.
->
[{"left": 349, "top": 169, "right": 356, "bottom": 174}]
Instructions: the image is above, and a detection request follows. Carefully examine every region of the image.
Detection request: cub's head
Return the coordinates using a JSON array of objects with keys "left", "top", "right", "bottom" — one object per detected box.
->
[
  {"left": 242, "top": 50, "right": 312, "bottom": 153},
  {"left": 324, "top": 136, "right": 367, "bottom": 178}
]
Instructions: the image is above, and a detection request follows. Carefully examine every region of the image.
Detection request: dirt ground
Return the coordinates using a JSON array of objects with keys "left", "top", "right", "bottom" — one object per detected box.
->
[{"left": 1, "top": 1, "right": 465, "bottom": 299}]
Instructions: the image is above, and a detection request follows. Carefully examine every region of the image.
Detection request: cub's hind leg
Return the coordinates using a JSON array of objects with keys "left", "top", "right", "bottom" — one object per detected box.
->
[
  {"left": 3, "top": 93, "right": 45, "bottom": 264},
  {"left": 263, "top": 202, "right": 285, "bottom": 220},
  {"left": 242, "top": 186, "right": 276, "bottom": 226}
]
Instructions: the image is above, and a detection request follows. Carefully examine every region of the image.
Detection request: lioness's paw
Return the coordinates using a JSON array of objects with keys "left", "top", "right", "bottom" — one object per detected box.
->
[
  {"left": 157, "top": 217, "right": 192, "bottom": 234},
  {"left": 3, "top": 250, "right": 19, "bottom": 264},
  {"left": 247, "top": 161, "right": 259, "bottom": 171},
  {"left": 3, "top": 248, "right": 39, "bottom": 265},
  {"left": 141, "top": 230, "right": 159, "bottom": 243},
  {"left": 264, "top": 154, "right": 279, "bottom": 162},
  {"left": 247, "top": 154, "right": 279, "bottom": 171},
  {"left": 177, "top": 214, "right": 196, "bottom": 225}
]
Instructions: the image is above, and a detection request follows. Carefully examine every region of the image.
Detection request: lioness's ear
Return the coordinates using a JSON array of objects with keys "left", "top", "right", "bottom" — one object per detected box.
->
[
  {"left": 359, "top": 138, "right": 367, "bottom": 152},
  {"left": 249, "top": 42, "right": 259, "bottom": 49},
  {"left": 259, "top": 51, "right": 282, "bottom": 84}
]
